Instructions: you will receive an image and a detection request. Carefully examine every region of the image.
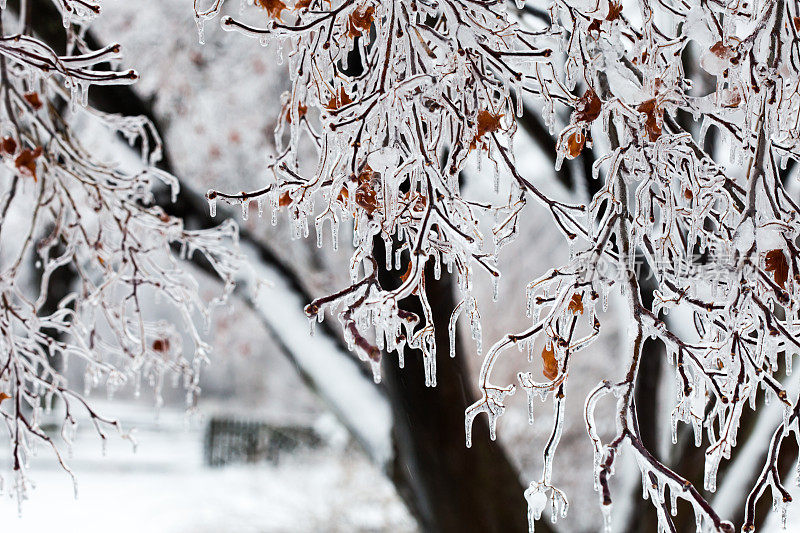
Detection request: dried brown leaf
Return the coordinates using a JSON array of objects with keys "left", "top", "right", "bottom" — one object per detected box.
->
[
  {"left": 476, "top": 109, "right": 503, "bottom": 139},
  {"left": 566, "top": 131, "right": 585, "bottom": 159},
  {"left": 606, "top": 1, "right": 622, "bottom": 21},
  {"left": 348, "top": 5, "right": 376, "bottom": 38},
  {"left": 24, "top": 92, "right": 43, "bottom": 110},
  {"left": 1, "top": 136, "right": 16, "bottom": 155},
  {"left": 568, "top": 293, "right": 584, "bottom": 315},
  {"left": 256, "top": 0, "right": 286, "bottom": 19},
  {"left": 542, "top": 344, "right": 558, "bottom": 381},
  {"left": 765, "top": 249, "right": 789, "bottom": 289},
  {"left": 15, "top": 147, "right": 43, "bottom": 181},
  {"left": 637, "top": 99, "right": 663, "bottom": 142},
  {"left": 575, "top": 89, "right": 602, "bottom": 123},
  {"left": 326, "top": 86, "right": 353, "bottom": 110}
]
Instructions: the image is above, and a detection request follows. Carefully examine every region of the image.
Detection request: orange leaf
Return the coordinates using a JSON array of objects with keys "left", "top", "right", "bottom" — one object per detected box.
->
[
  {"left": 1, "top": 136, "right": 16, "bottom": 155},
  {"left": 348, "top": 5, "right": 375, "bottom": 38},
  {"left": 357, "top": 163, "right": 373, "bottom": 184},
  {"left": 765, "top": 249, "right": 789, "bottom": 289},
  {"left": 399, "top": 261, "right": 413, "bottom": 283},
  {"left": 606, "top": 1, "right": 622, "bottom": 20},
  {"left": 295, "top": 0, "right": 311, "bottom": 8},
  {"left": 720, "top": 88, "right": 741, "bottom": 108},
  {"left": 152, "top": 339, "right": 170, "bottom": 353},
  {"left": 542, "top": 344, "right": 558, "bottom": 381},
  {"left": 637, "top": 99, "right": 663, "bottom": 142},
  {"left": 0, "top": 392, "right": 10, "bottom": 404},
  {"left": 575, "top": 89, "right": 602, "bottom": 123},
  {"left": 24, "top": 92, "right": 43, "bottom": 110},
  {"left": 794, "top": 16, "right": 800, "bottom": 31},
  {"left": 355, "top": 183, "right": 379, "bottom": 214},
  {"left": 326, "top": 86, "right": 353, "bottom": 110},
  {"left": 15, "top": 147, "right": 43, "bottom": 181},
  {"left": 286, "top": 102, "right": 308, "bottom": 123},
  {"left": 256, "top": 0, "right": 286, "bottom": 19},
  {"left": 278, "top": 190, "right": 292, "bottom": 207},
  {"left": 476, "top": 109, "right": 503, "bottom": 140},
  {"left": 566, "top": 131, "right": 585, "bottom": 159},
  {"left": 568, "top": 293, "right": 584, "bottom": 315},
  {"left": 709, "top": 41, "right": 734, "bottom": 60}
]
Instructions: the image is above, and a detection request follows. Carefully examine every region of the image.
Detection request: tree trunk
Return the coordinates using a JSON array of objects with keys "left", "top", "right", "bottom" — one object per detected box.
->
[{"left": 376, "top": 239, "right": 535, "bottom": 533}]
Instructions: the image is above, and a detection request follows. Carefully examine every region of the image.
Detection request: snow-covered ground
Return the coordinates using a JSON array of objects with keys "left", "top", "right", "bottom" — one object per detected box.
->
[{"left": 1, "top": 402, "right": 416, "bottom": 533}]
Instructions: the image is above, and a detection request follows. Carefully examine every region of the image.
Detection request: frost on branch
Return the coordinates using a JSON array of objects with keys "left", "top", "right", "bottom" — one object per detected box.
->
[
  {"left": 203, "top": 0, "right": 800, "bottom": 530},
  {"left": 0, "top": 2, "right": 238, "bottom": 503}
]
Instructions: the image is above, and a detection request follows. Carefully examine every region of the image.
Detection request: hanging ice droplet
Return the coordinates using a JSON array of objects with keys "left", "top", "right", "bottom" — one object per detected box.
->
[
  {"left": 195, "top": 17, "right": 206, "bottom": 45},
  {"left": 601, "top": 503, "right": 613, "bottom": 533}
]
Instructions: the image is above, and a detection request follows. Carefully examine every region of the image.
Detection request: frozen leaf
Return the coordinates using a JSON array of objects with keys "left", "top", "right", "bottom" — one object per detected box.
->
[
  {"left": 1, "top": 136, "right": 16, "bottom": 155},
  {"left": 709, "top": 41, "right": 734, "bottom": 60},
  {"left": 355, "top": 183, "right": 379, "bottom": 215},
  {"left": 606, "top": 1, "right": 622, "bottom": 21},
  {"left": 14, "top": 147, "right": 43, "bottom": 181},
  {"left": 637, "top": 99, "right": 662, "bottom": 141},
  {"left": 400, "top": 261, "right": 413, "bottom": 283},
  {"left": 152, "top": 339, "right": 170, "bottom": 353},
  {"left": 567, "top": 131, "right": 585, "bottom": 159},
  {"left": 720, "top": 88, "right": 741, "bottom": 108},
  {"left": 700, "top": 41, "right": 736, "bottom": 75},
  {"left": 765, "top": 249, "right": 789, "bottom": 289},
  {"left": 575, "top": 89, "right": 602, "bottom": 123},
  {"left": 542, "top": 344, "right": 558, "bottom": 380},
  {"left": 256, "top": 0, "right": 287, "bottom": 19},
  {"left": 326, "top": 86, "right": 353, "bottom": 110},
  {"left": 568, "top": 293, "right": 584, "bottom": 314},
  {"left": 286, "top": 102, "right": 308, "bottom": 123},
  {"left": 23, "top": 92, "right": 43, "bottom": 110},
  {"left": 348, "top": 5, "right": 376, "bottom": 39},
  {"left": 476, "top": 110, "right": 503, "bottom": 139}
]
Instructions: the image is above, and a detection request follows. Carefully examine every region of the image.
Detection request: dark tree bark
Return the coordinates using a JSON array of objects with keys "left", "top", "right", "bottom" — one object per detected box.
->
[
  {"left": 624, "top": 271, "right": 664, "bottom": 533},
  {"left": 376, "top": 238, "right": 533, "bottom": 533}
]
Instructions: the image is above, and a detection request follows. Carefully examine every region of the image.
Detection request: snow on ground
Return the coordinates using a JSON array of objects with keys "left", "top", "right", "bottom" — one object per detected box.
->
[{"left": 1, "top": 401, "right": 416, "bottom": 533}]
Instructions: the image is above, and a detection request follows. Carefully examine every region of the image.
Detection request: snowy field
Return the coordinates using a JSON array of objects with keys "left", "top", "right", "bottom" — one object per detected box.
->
[{"left": 1, "top": 402, "right": 416, "bottom": 533}]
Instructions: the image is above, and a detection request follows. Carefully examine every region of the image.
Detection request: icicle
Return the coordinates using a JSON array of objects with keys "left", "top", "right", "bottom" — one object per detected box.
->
[
  {"left": 601, "top": 504, "right": 613, "bottom": 533},
  {"left": 370, "top": 360, "right": 381, "bottom": 383},
  {"left": 195, "top": 17, "right": 206, "bottom": 45},
  {"left": 515, "top": 82, "right": 524, "bottom": 117}
]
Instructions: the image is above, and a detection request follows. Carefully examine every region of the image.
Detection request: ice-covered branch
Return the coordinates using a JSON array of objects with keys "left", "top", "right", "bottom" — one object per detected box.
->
[{"left": 196, "top": 0, "right": 800, "bottom": 530}]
